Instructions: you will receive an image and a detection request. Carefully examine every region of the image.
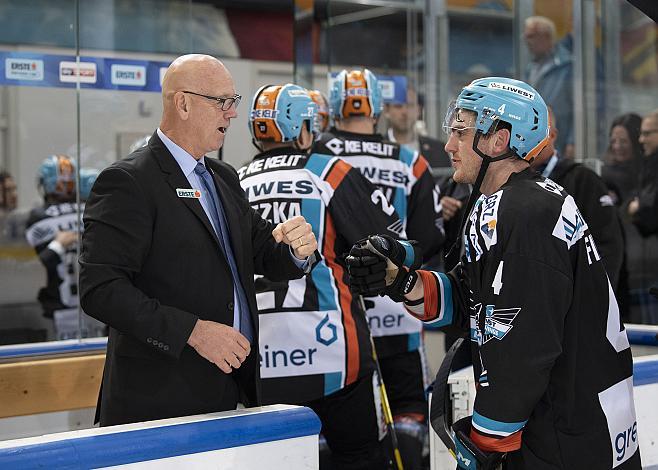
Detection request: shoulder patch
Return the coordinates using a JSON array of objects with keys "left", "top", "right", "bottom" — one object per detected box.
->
[
  {"left": 322, "top": 137, "right": 345, "bottom": 155},
  {"left": 552, "top": 195, "right": 588, "bottom": 249},
  {"left": 479, "top": 190, "right": 502, "bottom": 250},
  {"left": 536, "top": 178, "right": 564, "bottom": 195}
]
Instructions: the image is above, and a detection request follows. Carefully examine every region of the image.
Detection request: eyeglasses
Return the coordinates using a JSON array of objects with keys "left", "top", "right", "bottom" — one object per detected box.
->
[
  {"left": 181, "top": 90, "right": 242, "bottom": 111},
  {"left": 640, "top": 129, "right": 658, "bottom": 138}
]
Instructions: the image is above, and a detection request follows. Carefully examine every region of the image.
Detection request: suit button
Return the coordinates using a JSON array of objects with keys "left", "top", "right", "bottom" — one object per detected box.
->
[
  {"left": 164, "top": 345, "right": 169, "bottom": 351},
  {"left": 227, "top": 301, "right": 234, "bottom": 310},
  {"left": 158, "top": 342, "right": 163, "bottom": 348},
  {"left": 147, "top": 337, "right": 152, "bottom": 343}
]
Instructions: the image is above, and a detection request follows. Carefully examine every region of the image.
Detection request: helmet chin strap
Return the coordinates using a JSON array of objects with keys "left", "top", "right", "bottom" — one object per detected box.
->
[{"left": 445, "top": 132, "right": 516, "bottom": 263}]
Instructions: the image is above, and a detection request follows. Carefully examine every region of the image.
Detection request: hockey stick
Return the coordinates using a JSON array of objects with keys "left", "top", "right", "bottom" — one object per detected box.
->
[
  {"left": 358, "top": 296, "right": 405, "bottom": 470},
  {"left": 429, "top": 336, "right": 465, "bottom": 456}
]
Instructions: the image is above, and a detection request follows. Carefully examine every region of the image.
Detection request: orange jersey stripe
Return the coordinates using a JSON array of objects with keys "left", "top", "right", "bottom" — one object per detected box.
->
[
  {"left": 323, "top": 215, "right": 360, "bottom": 385},
  {"left": 420, "top": 270, "right": 439, "bottom": 321},
  {"left": 412, "top": 155, "right": 429, "bottom": 180},
  {"left": 470, "top": 428, "right": 523, "bottom": 453},
  {"left": 325, "top": 159, "right": 350, "bottom": 190}
]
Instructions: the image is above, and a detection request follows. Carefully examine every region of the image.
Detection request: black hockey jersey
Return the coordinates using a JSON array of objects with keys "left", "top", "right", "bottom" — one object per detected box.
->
[
  {"left": 25, "top": 203, "right": 82, "bottom": 317},
  {"left": 406, "top": 169, "right": 640, "bottom": 469},
  {"left": 238, "top": 148, "right": 403, "bottom": 404},
  {"left": 314, "top": 129, "right": 445, "bottom": 357}
]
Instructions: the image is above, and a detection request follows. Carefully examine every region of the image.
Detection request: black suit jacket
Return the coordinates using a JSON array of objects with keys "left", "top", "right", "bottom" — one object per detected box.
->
[{"left": 80, "top": 132, "right": 304, "bottom": 426}]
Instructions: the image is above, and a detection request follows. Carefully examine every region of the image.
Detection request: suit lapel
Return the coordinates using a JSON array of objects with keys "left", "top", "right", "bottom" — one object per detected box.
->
[{"left": 149, "top": 132, "right": 224, "bottom": 253}]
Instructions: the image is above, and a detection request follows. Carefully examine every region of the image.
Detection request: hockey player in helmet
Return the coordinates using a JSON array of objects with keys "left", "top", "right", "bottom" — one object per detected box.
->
[
  {"left": 347, "top": 77, "right": 641, "bottom": 469},
  {"left": 308, "top": 89, "right": 330, "bottom": 134},
  {"left": 242, "top": 83, "right": 408, "bottom": 469},
  {"left": 315, "top": 69, "right": 445, "bottom": 469},
  {"left": 26, "top": 155, "right": 103, "bottom": 338}
]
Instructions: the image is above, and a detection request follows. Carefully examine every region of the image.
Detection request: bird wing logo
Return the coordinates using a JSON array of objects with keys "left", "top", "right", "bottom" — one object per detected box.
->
[{"left": 470, "top": 303, "right": 521, "bottom": 345}]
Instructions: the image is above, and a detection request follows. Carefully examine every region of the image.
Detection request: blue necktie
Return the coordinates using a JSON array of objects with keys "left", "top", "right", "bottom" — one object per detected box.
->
[{"left": 194, "top": 162, "right": 253, "bottom": 344}]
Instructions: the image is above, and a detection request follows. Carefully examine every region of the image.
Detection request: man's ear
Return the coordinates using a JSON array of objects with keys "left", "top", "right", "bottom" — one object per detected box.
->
[
  {"left": 493, "top": 127, "right": 511, "bottom": 154},
  {"left": 174, "top": 92, "right": 190, "bottom": 120},
  {"left": 295, "top": 124, "right": 313, "bottom": 151}
]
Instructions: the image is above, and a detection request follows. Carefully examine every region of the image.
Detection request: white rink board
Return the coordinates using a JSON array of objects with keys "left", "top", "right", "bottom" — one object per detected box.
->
[{"left": 0, "top": 405, "right": 321, "bottom": 469}]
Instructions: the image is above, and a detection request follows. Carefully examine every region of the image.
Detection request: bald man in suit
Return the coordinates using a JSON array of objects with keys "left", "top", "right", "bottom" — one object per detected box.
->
[{"left": 81, "top": 54, "right": 318, "bottom": 426}]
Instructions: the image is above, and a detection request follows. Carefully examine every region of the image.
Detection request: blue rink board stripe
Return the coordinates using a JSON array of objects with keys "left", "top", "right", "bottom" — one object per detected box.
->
[
  {"left": 633, "top": 359, "right": 658, "bottom": 386},
  {"left": 0, "top": 338, "right": 107, "bottom": 359},
  {"left": 0, "top": 407, "right": 321, "bottom": 469},
  {"left": 626, "top": 327, "right": 658, "bottom": 346}
]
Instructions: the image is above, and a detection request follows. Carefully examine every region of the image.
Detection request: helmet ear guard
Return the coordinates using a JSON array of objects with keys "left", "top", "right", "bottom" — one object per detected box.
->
[
  {"left": 329, "top": 69, "right": 383, "bottom": 121},
  {"left": 248, "top": 84, "right": 317, "bottom": 147}
]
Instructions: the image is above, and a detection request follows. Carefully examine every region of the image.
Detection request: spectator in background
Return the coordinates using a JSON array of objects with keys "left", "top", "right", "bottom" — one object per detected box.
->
[
  {"left": 0, "top": 171, "right": 19, "bottom": 242},
  {"left": 629, "top": 109, "right": 658, "bottom": 235},
  {"left": 524, "top": 16, "right": 574, "bottom": 159},
  {"left": 602, "top": 113, "right": 643, "bottom": 206},
  {"left": 385, "top": 86, "right": 450, "bottom": 170},
  {"left": 628, "top": 109, "right": 658, "bottom": 323},
  {"left": 0, "top": 172, "right": 17, "bottom": 213}
]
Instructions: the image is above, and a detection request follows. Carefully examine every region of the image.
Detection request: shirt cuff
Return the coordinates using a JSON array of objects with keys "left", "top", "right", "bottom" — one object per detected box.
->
[
  {"left": 289, "top": 246, "right": 316, "bottom": 274},
  {"left": 47, "top": 240, "right": 66, "bottom": 257}
]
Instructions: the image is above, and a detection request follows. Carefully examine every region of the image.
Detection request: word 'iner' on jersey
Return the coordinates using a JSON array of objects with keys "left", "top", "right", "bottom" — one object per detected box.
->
[{"left": 405, "top": 169, "right": 640, "bottom": 469}]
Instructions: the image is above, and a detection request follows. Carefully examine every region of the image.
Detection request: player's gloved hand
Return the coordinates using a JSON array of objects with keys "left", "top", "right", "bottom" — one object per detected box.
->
[
  {"left": 453, "top": 417, "right": 505, "bottom": 470},
  {"left": 346, "top": 234, "right": 422, "bottom": 302}
]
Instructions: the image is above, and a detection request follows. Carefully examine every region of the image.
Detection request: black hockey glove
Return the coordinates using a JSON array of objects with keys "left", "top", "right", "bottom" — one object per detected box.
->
[
  {"left": 452, "top": 417, "right": 505, "bottom": 470},
  {"left": 346, "top": 234, "right": 422, "bottom": 302}
]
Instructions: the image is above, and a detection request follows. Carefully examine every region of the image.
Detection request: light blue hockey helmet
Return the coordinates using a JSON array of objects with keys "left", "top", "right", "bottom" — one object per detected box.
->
[
  {"left": 249, "top": 83, "right": 317, "bottom": 143},
  {"left": 329, "top": 69, "right": 383, "bottom": 120},
  {"left": 445, "top": 77, "right": 550, "bottom": 162},
  {"left": 79, "top": 167, "right": 100, "bottom": 201},
  {"left": 37, "top": 154, "right": 76, "bottom": 198}
]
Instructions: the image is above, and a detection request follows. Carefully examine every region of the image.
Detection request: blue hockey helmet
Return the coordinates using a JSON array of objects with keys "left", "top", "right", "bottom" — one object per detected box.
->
[
  {"left": 79, "top": 167, "right": 100, "bottom": 201},
  {"left": 329, "top": 69, "right": 383, "bottom": 120},
  {"left": 249, "top": 83, "right": 317, "bottom": 143},
  {"left": 445, "top": 77, "right": 550, "bottom": 162},
  {"left": 37, "top": 154, "right": 76, "bottom": 199}
]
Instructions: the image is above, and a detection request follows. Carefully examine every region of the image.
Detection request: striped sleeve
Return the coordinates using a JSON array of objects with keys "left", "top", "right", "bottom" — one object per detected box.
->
[
  {"left": 470, "top": 411, "right": 526, "bottom": 452},
  {"left": 404, "top": 270, "right": 454, "bottom": 327}
]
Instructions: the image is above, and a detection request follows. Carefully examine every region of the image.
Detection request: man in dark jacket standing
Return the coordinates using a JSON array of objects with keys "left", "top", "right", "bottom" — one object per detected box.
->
[{"left": 80, "top": 54, "right": 318, "bottom": 426}]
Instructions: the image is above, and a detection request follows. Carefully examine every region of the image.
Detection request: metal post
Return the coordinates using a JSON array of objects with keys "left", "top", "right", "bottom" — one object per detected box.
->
[
  {"left": 572, "top": 0, "right": 597, "bottom": 161},
  {"left": 293, "top": 0, "right": 314, "bottom": 89},
  {"left": 513, "top": 0, "right": 534, "bottom": 80},
  {"left": 424, "top": 0, "right": 449, "bottom": 139},
  {"left": 602, "top": 0, "right": 621, "bottom": 154}
]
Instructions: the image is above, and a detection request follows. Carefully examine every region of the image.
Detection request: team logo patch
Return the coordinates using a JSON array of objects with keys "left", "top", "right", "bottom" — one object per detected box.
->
[
  {"left": 552, "top": 195, "right": 588, "bottom": 249},
  {"left": 470, "top": 303, "right": 521, "bottom": 345},
  {"left": 479, "top": 191, "right": 502, "bottom": 249},
  {"left": 176, "top": 188, "right": 201, "bottom": 198},
  {"left": 324, "top": 137, "right": 344, "bottom": 155},
  {"left": 537, "top": 179, "right": 563, "bottom": 195}
]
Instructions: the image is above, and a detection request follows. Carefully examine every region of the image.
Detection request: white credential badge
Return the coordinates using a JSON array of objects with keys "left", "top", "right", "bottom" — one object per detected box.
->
[{"left": 176, "top": 188, "right": 201, "bottom": 199}]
